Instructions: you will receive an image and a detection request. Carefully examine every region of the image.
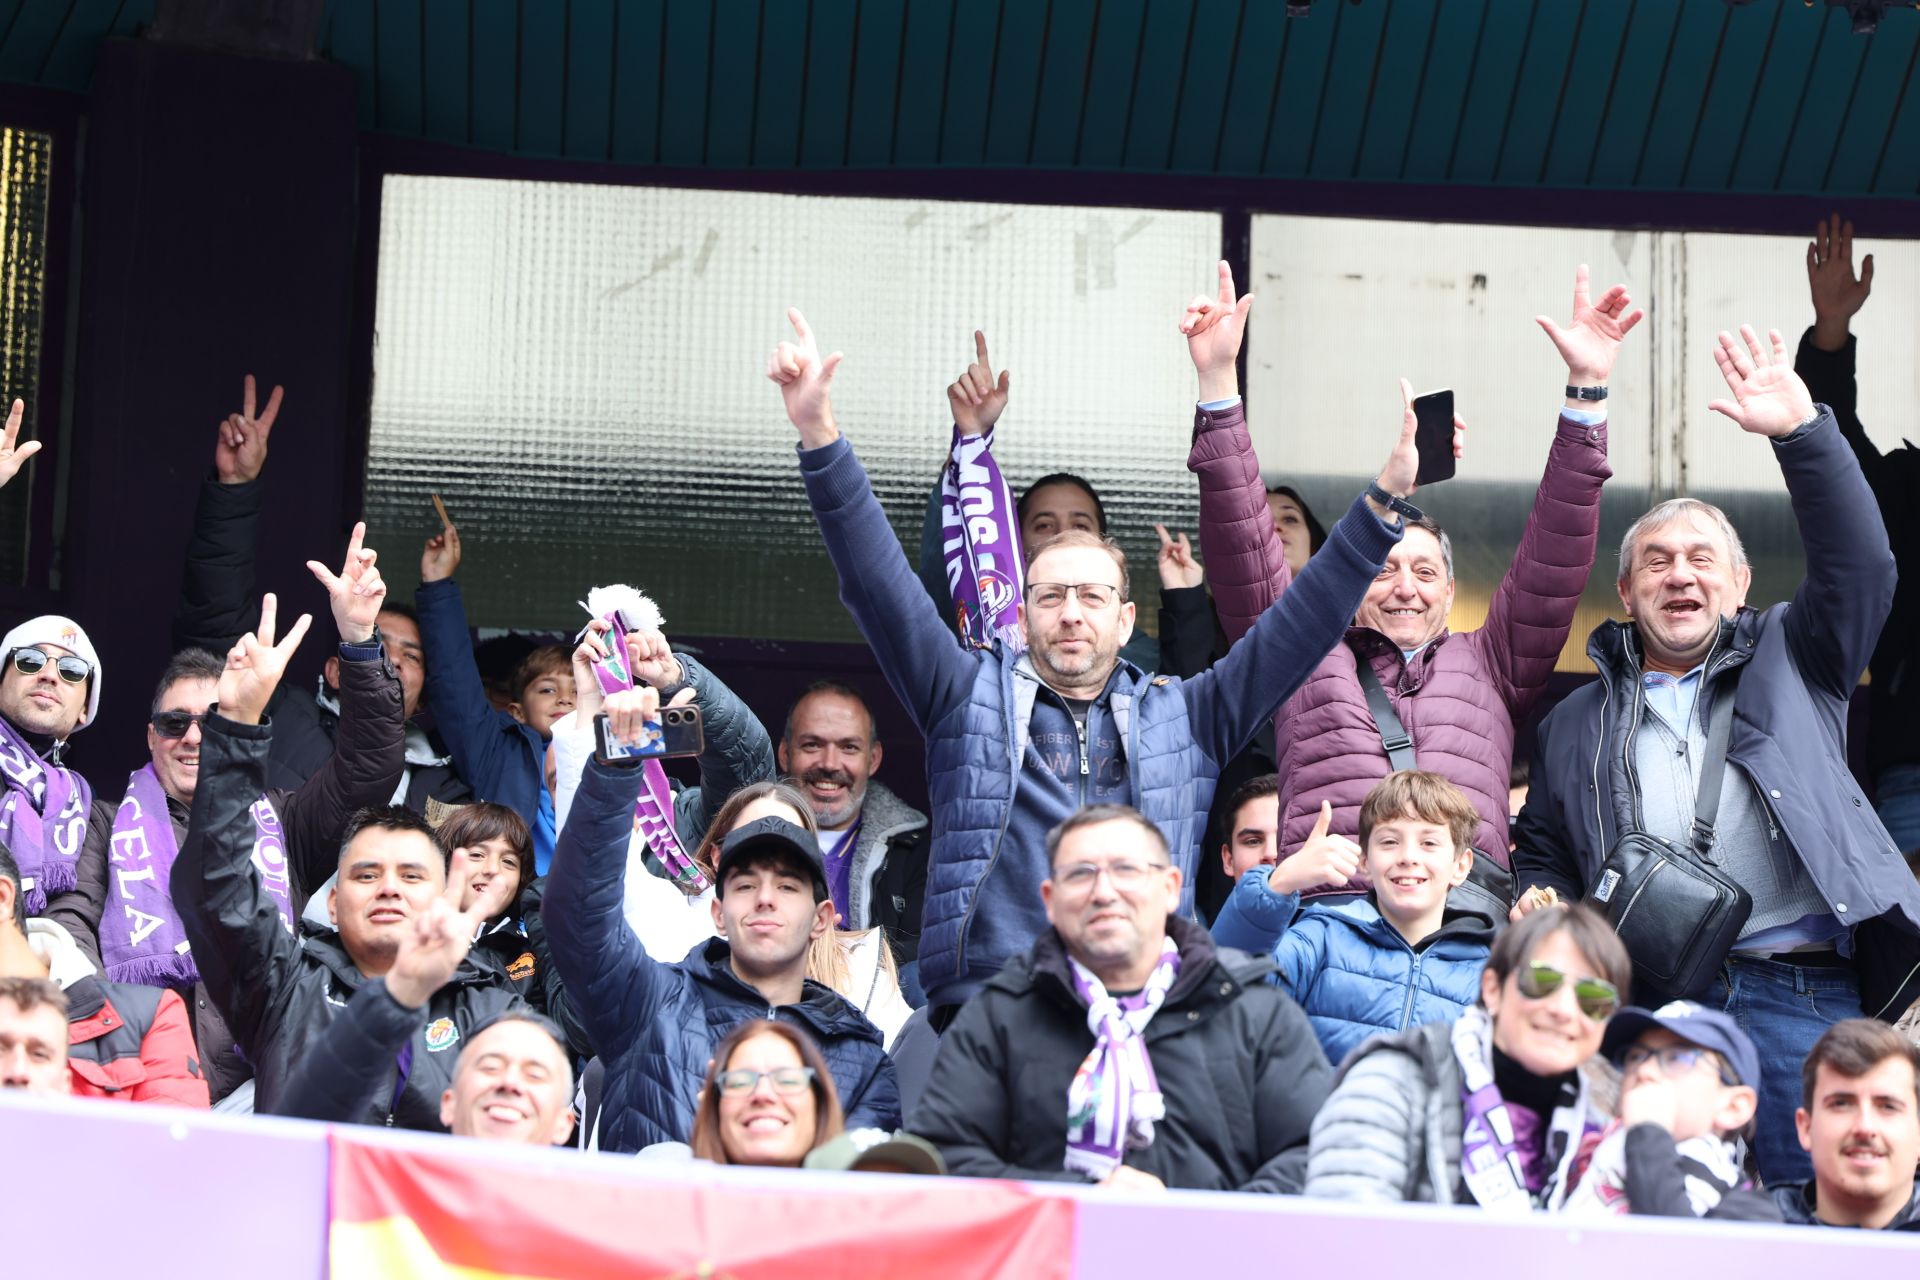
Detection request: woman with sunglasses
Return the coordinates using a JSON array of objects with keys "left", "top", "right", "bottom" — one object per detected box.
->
[
  {"left": 1305, "top": 904, "right": 1632, "bottom": 1210},
  {"left": 687, "top": 1020, "right": 845, "bottom": 1167}
]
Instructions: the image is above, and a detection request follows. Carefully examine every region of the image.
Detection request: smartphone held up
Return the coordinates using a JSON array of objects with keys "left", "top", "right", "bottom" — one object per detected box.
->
[
  {"left": 593, "top": 705, "right": 706, "bottom": 766},
  {"left": 1412, "top": 388, "right": 1456, "bottom": 487}
]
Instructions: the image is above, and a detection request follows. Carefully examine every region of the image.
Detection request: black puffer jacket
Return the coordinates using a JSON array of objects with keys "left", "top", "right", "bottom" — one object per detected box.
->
[
  {"left": 909, "top": 915, "right": 1330, "bottom": 1192},
  {"left": 171, "top": 710, "right": 520, "bottom": 1127}
]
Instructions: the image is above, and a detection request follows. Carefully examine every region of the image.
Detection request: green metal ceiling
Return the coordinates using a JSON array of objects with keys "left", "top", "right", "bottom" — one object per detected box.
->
[{"left": 1, "top": 1, "right": 1917, "bottom": 197}]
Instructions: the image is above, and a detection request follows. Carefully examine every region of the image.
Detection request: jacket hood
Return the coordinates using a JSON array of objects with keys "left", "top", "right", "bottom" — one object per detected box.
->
[
  {"left": 1319, "top": 895, "right": 1499, "bottom": 950},
  {"left": 25, "top": 918, "right": 97, "bottom": 989},
  {"left": 684, "top": 936, "right": 884, "bottom": 1047},
  {"left": 855, "top": 780, "right": 927, "bottom": 844}
]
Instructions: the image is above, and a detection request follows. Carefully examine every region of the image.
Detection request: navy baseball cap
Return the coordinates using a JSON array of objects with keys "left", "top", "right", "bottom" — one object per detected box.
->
[
  {"left": 1601, "top": 1000, "right": 1761, "bottom": 1088},
  {"left": 715, "top": 815, "right": 828, "bottom": 897}
]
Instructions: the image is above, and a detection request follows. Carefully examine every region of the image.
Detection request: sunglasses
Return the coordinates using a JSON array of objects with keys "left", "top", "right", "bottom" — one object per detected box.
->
[
  {"left": 1515, "top": 961, "right": 1620, "bottom": 1022},
  {"left": 150, "top": 709, "right": 216, "bottom": 739},
  {"left": 11, "top": 647, "right": 90, "bottom": 685}
]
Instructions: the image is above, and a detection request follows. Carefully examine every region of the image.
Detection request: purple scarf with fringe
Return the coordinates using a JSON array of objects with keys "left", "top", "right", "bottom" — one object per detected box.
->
[
  {"left": 0, "top": 714, "right": 90, "bottom": 916},
  {"left": 939, "top": 425, "right": 1025, "bottom": 652},
  {"left": 1064, "top": 937, "right": 1182, "bottom": 1181},
  {"left": 100, "top": 765, "right": 292, "bottom": 986},
  {"left": 589, "top": 611, "right": 710, "bottom": 896}
]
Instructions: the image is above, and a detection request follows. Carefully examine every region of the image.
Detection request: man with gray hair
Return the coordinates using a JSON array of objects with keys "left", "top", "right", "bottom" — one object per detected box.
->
[{"left": 1514, "top": 323, "right": 1920, "bottom": 1188}]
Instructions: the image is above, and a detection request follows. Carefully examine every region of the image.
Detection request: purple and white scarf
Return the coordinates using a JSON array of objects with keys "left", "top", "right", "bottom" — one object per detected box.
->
[
  {"left": 939, "top": 425, "right": 1025, "bottom": 652},
  {"left": 0, "top": 714, "right": 90, "bottom": 916},
  {"left": 1064, "top": 936, "right": 1182, "bottom": 1181},
  {"left": 100, "top": 765, "right": 293, "bottom": 987},
  {"left": 1453, "top": 1004, "right": 1605, "bottom": 1213},
  {"left": 579, "top": 586, "right": 710, "bottom": 896}
]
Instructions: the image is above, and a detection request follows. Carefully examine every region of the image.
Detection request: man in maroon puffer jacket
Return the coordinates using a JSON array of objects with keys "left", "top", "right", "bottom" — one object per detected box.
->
[{"left": 1186, "top": 264, "right": 1640, "bottom": 901}]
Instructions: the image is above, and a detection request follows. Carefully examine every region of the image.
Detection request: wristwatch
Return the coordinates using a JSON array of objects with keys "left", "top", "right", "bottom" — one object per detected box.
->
[
  {"left": 1365, "top": 482, "right": 1423, "bottom": 523},
  {"left": 1565, "top": 384, "right": 1609, "bottom": 401}
]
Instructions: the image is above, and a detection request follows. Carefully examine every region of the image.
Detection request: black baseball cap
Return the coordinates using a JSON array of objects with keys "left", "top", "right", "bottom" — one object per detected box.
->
[
  {"left": 715, "top": 815, "right": 828, "bottom": 898},
  {"left": 1600, "top": 1000, "right": 1762, "bottom": 1088}
]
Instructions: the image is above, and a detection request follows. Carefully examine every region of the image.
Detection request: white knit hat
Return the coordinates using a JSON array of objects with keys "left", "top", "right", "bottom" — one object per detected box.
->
[{"left": 1, "top": 614, "right": 101, "bottom": 729}]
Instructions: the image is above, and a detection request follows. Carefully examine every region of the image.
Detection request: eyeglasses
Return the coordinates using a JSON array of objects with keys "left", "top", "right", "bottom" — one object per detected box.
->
[
  {"left": 715, "top": 1066, "right": 816, "bottom": 1096},
  {"left": 1055, "top": 861, "right": 1170, "bottom": 892},
  {"left": 1514, "top": 962, "right": 1620, "bottom": 1022},
  {"left": 150, "top": 709, "right": 216, "bottom": 739},
  {"left": 1620, "top": 1044, "right": 1739, "bottom": 1086},
  {"left": 10, "top": 647, "right": 90, "bottom": 685},
  {"left": 1026, "top": 582, "right": 1120, "bottom": 610}
]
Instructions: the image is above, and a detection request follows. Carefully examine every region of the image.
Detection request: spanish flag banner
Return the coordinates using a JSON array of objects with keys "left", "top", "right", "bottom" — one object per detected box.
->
[{"left": 328, "top": 1132, "right": 1076, "bottom": 1280}]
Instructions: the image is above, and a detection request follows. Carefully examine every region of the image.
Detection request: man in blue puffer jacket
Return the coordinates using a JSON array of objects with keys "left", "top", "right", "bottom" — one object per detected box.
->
[
  {"left": 1211, "top": 771, "right": 1495, "bottom": 1065},
  {"left": 542, "top": 686, "right": 898, "bottom": 1154},
  {"left": 768, "top": 295, "right": 1410, "bottom": 1017}
]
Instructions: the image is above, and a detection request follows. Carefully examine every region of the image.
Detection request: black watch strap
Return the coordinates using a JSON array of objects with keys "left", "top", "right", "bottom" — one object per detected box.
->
[
  {"left": 1365, "top": 482, "right": 1423, "bottom": 523},
  {"left": 1565, "top": 384, "right": 1608, "bottom": 401}
]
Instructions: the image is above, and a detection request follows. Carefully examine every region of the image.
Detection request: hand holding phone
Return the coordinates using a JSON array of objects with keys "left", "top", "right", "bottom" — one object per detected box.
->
[{"left": 594, "top": 701, "right": 705, "bottom": 765}]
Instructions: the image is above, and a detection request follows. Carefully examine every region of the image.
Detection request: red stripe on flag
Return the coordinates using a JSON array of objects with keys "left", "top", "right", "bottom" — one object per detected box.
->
[{"left": 329, "top": 1132, "right": 1075, "bottom": 1280}]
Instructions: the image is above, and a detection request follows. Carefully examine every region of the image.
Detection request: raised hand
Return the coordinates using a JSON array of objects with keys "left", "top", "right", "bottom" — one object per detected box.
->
[
  {"left": 306, "top": 521, "right": 386, "bottom": 644},
  {"left": 571, "top": 617, "right": 612, "bottom": 721},
  {"left": 216, "top": 592, "right": 313, "bottom": 725},
  {"left": 1154, "top": 525, "right": 1204, "bottom": 590},
  {"left": 384, "top": 882, "right": 487, "bottom": 1009},
  {"left": 624, "top": 626, "right": 682, "bottom": 690},
  {"left": 1179, "top": 260, "right": 1255, "bottom": 403},
  {"left": 0, "top": 398, "right": 41, "bottom": 490},
  {"left": 1707, "top": 325, "right": 1816, "bottom": 439},
  {"left": 1533, "top": 264, "right": 1643, "bottom": 386},
  {"left": 1269, "top": 801, "right": 1361, "bottom": 896},
  {"left": 421, "top": 496, "right": 462, "bottom": 583},
  {"left": 1371, "top": 379, "right": 1466, "bottom": 515},
  {"left": 947, "top": 330, "right": 1011, "bottom": 437},
  {"left": 214, "top": 374, "right": 284, "bottom": 486},
  {"left": 766, "top": 307, "right": 844, "bottom": 447},
  {"left": 1807, "top": 213, "right": 1873, "bottom": 352}
]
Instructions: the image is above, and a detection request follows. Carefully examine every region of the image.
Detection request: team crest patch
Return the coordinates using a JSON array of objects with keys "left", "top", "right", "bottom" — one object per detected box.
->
[
  {"left": 424, "top": 1017, "right": 460, "bottom": 1052},
  {"left": 507, "top": 950, "right": 537, "bottom": 982}
]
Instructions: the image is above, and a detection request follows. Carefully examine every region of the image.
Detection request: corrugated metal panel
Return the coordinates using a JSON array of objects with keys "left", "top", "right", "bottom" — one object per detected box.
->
[{"left": 1, "top": 2, "right": 1914, "bottom": 199}]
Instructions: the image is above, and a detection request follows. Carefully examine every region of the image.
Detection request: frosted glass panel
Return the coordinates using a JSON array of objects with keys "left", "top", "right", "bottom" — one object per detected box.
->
[{"left": 364, "top": 177, "right": 1221, "bottom": 640}]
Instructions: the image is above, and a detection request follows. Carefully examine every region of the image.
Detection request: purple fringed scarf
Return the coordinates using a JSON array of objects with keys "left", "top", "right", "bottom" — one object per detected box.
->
[
  {"left": 1453, "top": 1004, "right": 1605, "bottom": 1213},
  {"left": 100, "top": 765, "right": 293, "bottom": 987},
  {"left": 1064, "top": 936, "right": 1181, "bottom": 1181},
  {"left": 0, "top": 714, "right": 90, "bottom": 916},
  {"left": 940, "top": 425, "right": 1025, "bottom": 652},
  {"left": 580, "top": 588, "right": 710, "bottom": 896}
]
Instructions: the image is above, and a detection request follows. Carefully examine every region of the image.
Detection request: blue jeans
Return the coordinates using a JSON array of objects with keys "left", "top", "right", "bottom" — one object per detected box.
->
[
  {"left": 1876, "top": 762, "right": 1920, "bottom": 858},
  {"left": 1713, "top": 955, "right": 1865, "bottom": 1186}
]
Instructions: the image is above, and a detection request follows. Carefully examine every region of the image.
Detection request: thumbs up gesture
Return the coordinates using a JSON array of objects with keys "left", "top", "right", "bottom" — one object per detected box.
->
[{"left": 1268, "top": 801, "right": 1362, "bottom": 896}]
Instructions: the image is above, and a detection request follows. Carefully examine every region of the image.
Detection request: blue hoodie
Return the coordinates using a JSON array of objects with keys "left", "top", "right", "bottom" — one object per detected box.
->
[{"left": 1211, "top": 870, "right": 1495, "bottom": 1066}]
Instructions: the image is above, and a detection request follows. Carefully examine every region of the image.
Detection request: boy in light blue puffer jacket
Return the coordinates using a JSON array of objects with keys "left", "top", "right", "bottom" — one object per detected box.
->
[{"left": 1210, "top": 770, "right": 1496, "bottom": 1066}]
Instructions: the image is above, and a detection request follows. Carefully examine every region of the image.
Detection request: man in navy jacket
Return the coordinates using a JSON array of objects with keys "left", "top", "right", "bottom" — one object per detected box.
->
[{"left": 768, "top": 294, "right": 1410, "bottom": 1017}]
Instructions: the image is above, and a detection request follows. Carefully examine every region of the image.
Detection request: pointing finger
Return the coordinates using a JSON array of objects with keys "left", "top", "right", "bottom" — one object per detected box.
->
[
  {"left": 258, "top": 593, "right": 279, "bottom": 648},
  {"left": 243, "top": 373, "right": 257, "bottom": 421},
  {"left": 1216, "top": 259, "right": 1235, "bottom": 307},
  {"left": 974, "top": 329, "right": 991, "bottom": 370}
]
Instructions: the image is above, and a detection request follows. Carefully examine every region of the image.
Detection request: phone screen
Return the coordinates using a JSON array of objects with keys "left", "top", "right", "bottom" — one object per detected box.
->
[{"left": 1413, "top": 389, "right": 1456, "bottom": 487}]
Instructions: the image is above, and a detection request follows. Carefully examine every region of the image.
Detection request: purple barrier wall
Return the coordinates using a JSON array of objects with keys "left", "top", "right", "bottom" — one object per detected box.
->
[{"left": 6, "top": 1095, "right": 1915, "bottom": 1278}]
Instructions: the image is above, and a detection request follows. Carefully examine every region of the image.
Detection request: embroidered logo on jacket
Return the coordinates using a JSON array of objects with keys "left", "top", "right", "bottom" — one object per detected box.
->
[
  {"left": 424, "top": 1017, "right": 460, "bottom": 1052},
  {"left": 507, "top": 951, "right": 536, "bottom": 982}
]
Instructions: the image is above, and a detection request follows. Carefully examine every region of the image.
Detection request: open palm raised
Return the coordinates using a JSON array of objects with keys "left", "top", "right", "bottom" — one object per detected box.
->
[{"left": 1707, "top": 325, "right": 1816, "bottom": 439}]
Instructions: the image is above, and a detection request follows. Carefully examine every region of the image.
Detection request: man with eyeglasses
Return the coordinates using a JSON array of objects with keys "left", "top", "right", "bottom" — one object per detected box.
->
[
  {"left": 65, "top": 528, "right": 409, "bottom": 1106},
  {"left": 1514, "top": 322, "right": 1920, "bottom": 1187},
  {"left": 910, "top": 804, "right": 1330, "bottom": 1192},
  {"left": 0, "top": 615, "right": 107, "bottom": 957},
  {"left": 1563, "top": 1002, "right": 1778, "bottom": 1220},
  {"left": 769, "top": 307, "right": 1405, "bottom": 1026}
]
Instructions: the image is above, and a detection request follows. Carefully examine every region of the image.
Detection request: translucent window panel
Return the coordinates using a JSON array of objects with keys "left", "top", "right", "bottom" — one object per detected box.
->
[
  {"left": 364, "top": 178, "right": 1221, "bottom": 641},
  {"left": 0, "top": 127, "right": 52, "bottom": 587},
  {"left": 1248, "top": 214, "right": 1915, "bottom": 674}
]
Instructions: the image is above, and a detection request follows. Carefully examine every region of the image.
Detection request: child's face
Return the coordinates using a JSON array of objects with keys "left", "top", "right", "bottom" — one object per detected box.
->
[
  {"left": 1361, "top": 813, "right": 1471, "bottom": 925},
  {"left": 511, "top": 669, "right": 576, "bottom": 737},
  {"left": 1620, "top": 1027, "right": 1756, "bottom": 1143}
]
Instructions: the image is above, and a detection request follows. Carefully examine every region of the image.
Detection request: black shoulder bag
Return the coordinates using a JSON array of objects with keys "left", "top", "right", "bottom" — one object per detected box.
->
[
  {"left": 1353, "top": 661, "right": 1516, "bottom": 917},
  {"left": 1587, "top": 674, "right": 1753, "bottom": 1005}
]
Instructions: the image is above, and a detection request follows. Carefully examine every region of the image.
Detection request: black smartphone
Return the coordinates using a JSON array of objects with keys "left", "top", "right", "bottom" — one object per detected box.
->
[
  {"left": 1413, "top": 388, "right": 1456, "bottom": 487},
  {"left": 593, "top": 706, "right": 705, "bottom": 765}
]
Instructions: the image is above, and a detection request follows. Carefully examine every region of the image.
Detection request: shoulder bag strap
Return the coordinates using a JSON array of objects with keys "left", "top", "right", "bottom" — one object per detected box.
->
[
  {"left": 1687, "top": 668, "right": 1742, "bottom": 858},
  {"left": 1355, "top": 658, "right": 1417, "bottom": 773}
]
